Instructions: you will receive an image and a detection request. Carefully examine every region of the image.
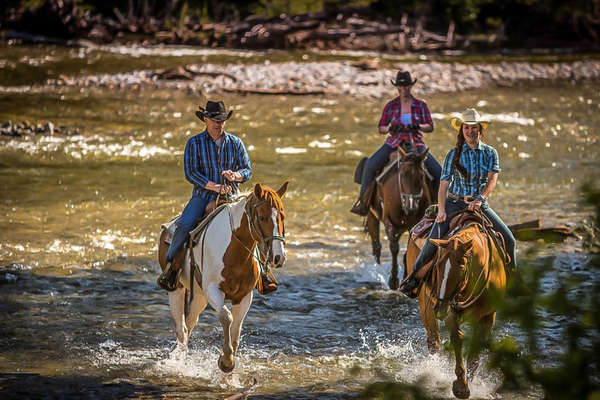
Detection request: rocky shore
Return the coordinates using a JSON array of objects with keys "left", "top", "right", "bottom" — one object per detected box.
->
[
  {"left": 35, "top": 59, "right": 600, "bottom": 99},
  {"left": 0, "top": 120, "right": 80, "bottom": 137}
]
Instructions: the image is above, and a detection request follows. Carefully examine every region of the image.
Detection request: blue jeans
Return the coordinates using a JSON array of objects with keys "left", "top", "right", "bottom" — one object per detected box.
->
[
  {"left": 359, "top": 144, "right": 442, "bottom": 196},
  {"left": 166, "top": 196, "right": 210, "bottom": 263},
  {"left": 412, "top": 197, "right": 517, "bottom": 271}
]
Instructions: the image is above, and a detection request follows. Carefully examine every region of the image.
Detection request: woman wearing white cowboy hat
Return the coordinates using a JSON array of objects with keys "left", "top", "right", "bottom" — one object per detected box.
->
[
  {"left": 351, "top": 70, "right": 442, "bottom": 216},
  {"left": 399, "top": 108, "right": 516, "bottom": 297}
]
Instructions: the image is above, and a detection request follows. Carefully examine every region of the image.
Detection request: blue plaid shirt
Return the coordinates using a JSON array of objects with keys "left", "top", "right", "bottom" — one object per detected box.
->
[
  {"left": 184, "top": 130, "right": 252, "bottom": 201},
  {"left": 441, "top": 141, "right": 500, "bottom": 197}
]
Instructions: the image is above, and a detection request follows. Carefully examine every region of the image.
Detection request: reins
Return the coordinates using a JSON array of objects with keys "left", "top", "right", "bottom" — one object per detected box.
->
[{"left": 396, "top": 156, "right": 426, "bottom": 214}]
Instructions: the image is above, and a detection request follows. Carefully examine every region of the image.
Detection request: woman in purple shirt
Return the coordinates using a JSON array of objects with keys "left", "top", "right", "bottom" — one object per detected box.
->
[{"left": 351, "top": 71, "right": 442, "bottom": 216}]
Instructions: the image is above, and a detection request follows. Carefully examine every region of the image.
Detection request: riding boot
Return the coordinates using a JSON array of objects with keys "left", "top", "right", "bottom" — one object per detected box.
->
[
  {"left": 350, "top": 182, "right": 374, "bottom": 216},
  {"left": 399, "top": 240, "right": 438, "bottom": 298},
  {"left": 157, "top": 262, "right": 182, "bottom": 292}
]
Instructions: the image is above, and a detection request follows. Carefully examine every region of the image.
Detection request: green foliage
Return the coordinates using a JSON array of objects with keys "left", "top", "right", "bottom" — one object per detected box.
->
[{"left": 484, "top": 183, "right": 600, "bottom": 398}]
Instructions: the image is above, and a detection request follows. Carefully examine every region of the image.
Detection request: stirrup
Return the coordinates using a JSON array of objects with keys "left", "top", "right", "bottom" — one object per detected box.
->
[
  {"left": 257, "top": 273, "right": 278, "bottom": 295},
  {"left": 399, "top": 275, "right": 421, "bottom": 298},
  {"left": 350, "top": 199, "right": 369, "bottom": 216},
  {"left": 157, "top": 264, "right": 181, "bottom": 292}
]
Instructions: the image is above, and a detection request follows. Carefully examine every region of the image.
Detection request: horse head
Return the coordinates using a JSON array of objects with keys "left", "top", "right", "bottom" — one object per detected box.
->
[
  {"left": 247, "top": 181, "right": 288, "bottom": 268},
  {"left": 396, "top": 146, "right": 428, "bottom": 215},
  {"left": 429, "top": 226, "right": 478, "bottom": 319}
]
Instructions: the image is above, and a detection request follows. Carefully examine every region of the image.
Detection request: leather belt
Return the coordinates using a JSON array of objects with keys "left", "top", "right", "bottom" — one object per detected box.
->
[{"left": 448, "top": 192, "right": 476, "bottom": 202}]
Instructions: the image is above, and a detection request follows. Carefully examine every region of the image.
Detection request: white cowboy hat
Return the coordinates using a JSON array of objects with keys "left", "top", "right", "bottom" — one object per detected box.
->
[{"left": 450, "top": 108, "right": 490, "bottom": 131}]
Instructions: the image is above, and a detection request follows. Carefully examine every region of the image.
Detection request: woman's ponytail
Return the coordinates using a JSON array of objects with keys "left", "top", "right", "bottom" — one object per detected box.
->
[{"left": 452, "top": 129, "right": 469, "bottom": 179}]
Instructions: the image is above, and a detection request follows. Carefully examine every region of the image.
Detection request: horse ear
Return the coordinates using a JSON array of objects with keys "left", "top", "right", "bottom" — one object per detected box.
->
[
  {"left": 276, "top": 181, "right": 289, "bottom": 199},
  {"left": 397, "top": 146, "right": 408, "bottom": 159},
  {"left": 418, "top": 147, "right": 429, "bottom": 162},
  {"left": 430, "top": 238, "right": 449, "bottom": 248},
  {"left": 457, "top": 240, "right": 473, "bottom": 253},
  {"left": 254, "top": 183, "right": 264, "bottom": 198}
]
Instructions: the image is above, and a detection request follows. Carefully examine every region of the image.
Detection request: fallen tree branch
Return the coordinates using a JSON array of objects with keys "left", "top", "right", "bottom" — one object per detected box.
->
[{"left": 222, "top": 87, "right": 328, "bottom": 95}]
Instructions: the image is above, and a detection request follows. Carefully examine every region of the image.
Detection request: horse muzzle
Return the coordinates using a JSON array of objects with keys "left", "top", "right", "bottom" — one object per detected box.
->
[
  {"left": 270, "top": 240, "right": 286, "bottom": 268},
  {"left": 434, "top": 302, "right": 449, "bottom": 320}
]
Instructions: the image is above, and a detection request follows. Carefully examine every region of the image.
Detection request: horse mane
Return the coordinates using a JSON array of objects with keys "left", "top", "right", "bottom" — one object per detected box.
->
[{"left": 256, "top": 185, "right": 285, "bottom": 213}]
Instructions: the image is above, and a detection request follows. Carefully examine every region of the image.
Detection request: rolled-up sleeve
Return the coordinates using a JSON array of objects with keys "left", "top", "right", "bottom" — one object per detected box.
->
[
  {"left": 488, "top": 148, "right": 501, "bottom": 173},
  {"left": 235, "top": 138, "right": 252, "bottom": 182},
  {"left": 184, "top": 137, "right": 209, "bottom": 188},
  {"left": 378, "top": 101, "right": 392, "bottom": 127},
  {"left": 421, "top": 102, "right": 433, "bottom": 128},
  {"left": 440, "top": 148, "right": 454, "bottom": 182}
]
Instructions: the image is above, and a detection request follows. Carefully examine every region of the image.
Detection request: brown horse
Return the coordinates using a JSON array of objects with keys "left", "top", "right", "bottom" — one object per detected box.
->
[
  {"left": 158, "top": 182, "right": 288, "bottom": 373},
  {"left": 366, "top": 146, "right": 433, "bottom": 289},
  {"left": 405, "top": 221, "right": 507, "bottom": 399}
]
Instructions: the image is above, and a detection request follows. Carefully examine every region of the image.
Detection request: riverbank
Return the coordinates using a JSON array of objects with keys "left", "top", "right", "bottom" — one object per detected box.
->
[{"left": 3, "top": 58, "right": 599, "bottom": 99}]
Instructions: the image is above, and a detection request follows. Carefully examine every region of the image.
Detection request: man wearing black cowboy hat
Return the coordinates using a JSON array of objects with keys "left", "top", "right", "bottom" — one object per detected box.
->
[
  {"left": 157, "top": 100, "right": 259, "bottom": 291},
  {"left": 351, "top": 70, "right": 441, "bottom": 216}
]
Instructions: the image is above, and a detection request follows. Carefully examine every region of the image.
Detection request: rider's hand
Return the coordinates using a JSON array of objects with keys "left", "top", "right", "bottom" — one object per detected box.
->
[
  {"left": 389, "top": 123, "right": 405, "bottom": 134},
  {"left": 467, "top": 199, "right": 483, "bottom": 212},
  {"left": 435, "top": 211, "right": 447, "bottom": 223},
  {"left": 222, "top": 170, "right": 241, "bottom": 182},
  {"left": 407, "top": 123, "right": 421, "bottom": 130},
  {"left": 217, "top": 184, "right": 232, "bottom": 195}
]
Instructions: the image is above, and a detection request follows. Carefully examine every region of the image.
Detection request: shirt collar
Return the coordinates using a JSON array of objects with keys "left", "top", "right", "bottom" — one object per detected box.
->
[
  {"left": 203, "top": 129, "right": 229, "bottom": 144},
  {"left": 393, "top": 96, "right": 415, "bottom": 106},
  {"left": 464, "top": 140, "right": 484, "bottom": 151}
]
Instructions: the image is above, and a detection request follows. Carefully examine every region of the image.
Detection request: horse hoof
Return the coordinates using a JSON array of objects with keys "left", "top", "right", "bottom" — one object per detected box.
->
[
  {"left": 218, "top": 354, "right": 235, "bottom": 373},
  {"left": 388, "top": 276, "right": 399, "bottom": 290},
  {"left": 452, "top": 379, "right": 470, "bottom": 399}
]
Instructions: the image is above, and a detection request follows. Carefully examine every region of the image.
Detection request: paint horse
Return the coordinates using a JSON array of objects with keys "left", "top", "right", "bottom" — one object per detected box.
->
[
  {"left": 158, "top": 182, "right": 288, "bottom": 373},
  {"left": 405, "top": 215, "right": 507, "bottom": 399},
  {"left": 366, "top": 146, "right": 433, "bottom": 289}
]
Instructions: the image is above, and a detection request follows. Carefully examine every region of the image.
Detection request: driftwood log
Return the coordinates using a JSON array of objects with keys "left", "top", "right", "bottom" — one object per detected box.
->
[
  {"left": 222, "top": 87, "right": 328, "bottom": 95},
  {"left": 509, "top": 219, "right": 578, "bottom": 243}
]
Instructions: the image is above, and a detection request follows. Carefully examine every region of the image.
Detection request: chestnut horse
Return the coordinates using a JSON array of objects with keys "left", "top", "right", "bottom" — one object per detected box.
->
[
  {"left": 405, "top": 221, "right": 507, "bottom": 399},
  {"left": 158, "top": 182, "right": 288, "bottom": 372},
  {"left": 366, "top": 146, "right": 433, "bottom": 289}
]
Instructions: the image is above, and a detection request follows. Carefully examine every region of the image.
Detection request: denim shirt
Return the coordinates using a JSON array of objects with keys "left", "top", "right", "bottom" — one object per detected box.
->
[
  {"left": 440, "top": 141, "right": 500, "bottom": 197},
  {"left": 183, "top": 130, "right": 252, "bottom": 201}
]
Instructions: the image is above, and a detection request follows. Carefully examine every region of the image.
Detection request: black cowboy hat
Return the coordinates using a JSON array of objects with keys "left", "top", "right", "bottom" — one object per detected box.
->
[
  {"left": 390, "top": 71, "right": 417, "bottom": 86},
  {"left": 195, "top": 100, "right": 234, "bottom": 122}
]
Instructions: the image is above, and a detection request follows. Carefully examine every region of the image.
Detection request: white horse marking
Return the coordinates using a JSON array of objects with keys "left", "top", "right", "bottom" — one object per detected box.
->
[
  {"left": 439, "top": 258, "right": 452, "bottom": 299},
  {"left": 271, "top": 208, "right": 286, "bottom": 266}
]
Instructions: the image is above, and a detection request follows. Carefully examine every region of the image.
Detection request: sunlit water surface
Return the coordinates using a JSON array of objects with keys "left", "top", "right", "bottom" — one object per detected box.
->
[{"left": 0, "top": 46, "right": 598, "bottom": 399}]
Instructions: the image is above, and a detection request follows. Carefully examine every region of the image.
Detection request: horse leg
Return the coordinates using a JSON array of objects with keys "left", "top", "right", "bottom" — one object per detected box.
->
[
  {"left": 467, "top": 312, "right": 496, "bottom": 382},
  {"left": 184, "top": 288, "right": 208, "bottom": 342},
  {"left": 366, "top": 213, "right": 381, "bottom": 264},
  {"left": 419, "top": 290, "right": 440, "bottom": 353},
  {"left": 168, "top": 287, "right": 189, "bottom": 350},
  {"left": 230, "top": 291, "right": 253, "bottom": 356},
  {"left": 205, "top": 283, "right": 235, "bottom": 373},
  {"left": 447, "top": 314, "right": 470, "bottom": 399},
  {"left": 385, "top": 220, "right": 400, "bottom": 290}
]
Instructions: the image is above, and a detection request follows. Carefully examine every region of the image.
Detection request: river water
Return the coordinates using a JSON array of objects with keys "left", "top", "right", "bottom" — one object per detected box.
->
[{"left": 0, "top": 44, "right": 598, "bottom": 399}]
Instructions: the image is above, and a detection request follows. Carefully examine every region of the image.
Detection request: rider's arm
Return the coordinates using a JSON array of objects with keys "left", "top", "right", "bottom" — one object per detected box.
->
[
  {"left": 438, "top": 180, "right": 450, "bottom": 209},
  {"left": 418, "top": 101, "right": 434, "bottom": 133},
  {"left": 234, "top": 138, "right": 252, "bottom": 183},
  {"left": 184, "top": 137, "right": 210, "bottom": 188},
  {"left": 479, "top": 172, "right": 498, "bottom": 201}
]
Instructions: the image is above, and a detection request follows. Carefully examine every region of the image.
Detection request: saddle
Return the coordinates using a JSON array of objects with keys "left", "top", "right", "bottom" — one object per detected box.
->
[
  {"left": 158, "top": 197, "right": 278, "bottom": 295},
  {"left": 408, "top": 209, "right": 510, "bottom": 282}
]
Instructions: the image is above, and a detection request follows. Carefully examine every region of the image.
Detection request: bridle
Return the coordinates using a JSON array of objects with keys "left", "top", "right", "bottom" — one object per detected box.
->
[
  {"left": 433, "top": 225, "right": 493, "bottom": 312},
  {"left": 243, "top": 195, "right": 285, "bottom": 265}
]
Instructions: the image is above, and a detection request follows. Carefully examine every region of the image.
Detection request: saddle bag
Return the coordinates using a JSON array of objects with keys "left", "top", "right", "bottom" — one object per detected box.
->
[{"left": 354, "top": 157, "right": 368, "bottom": 184}]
